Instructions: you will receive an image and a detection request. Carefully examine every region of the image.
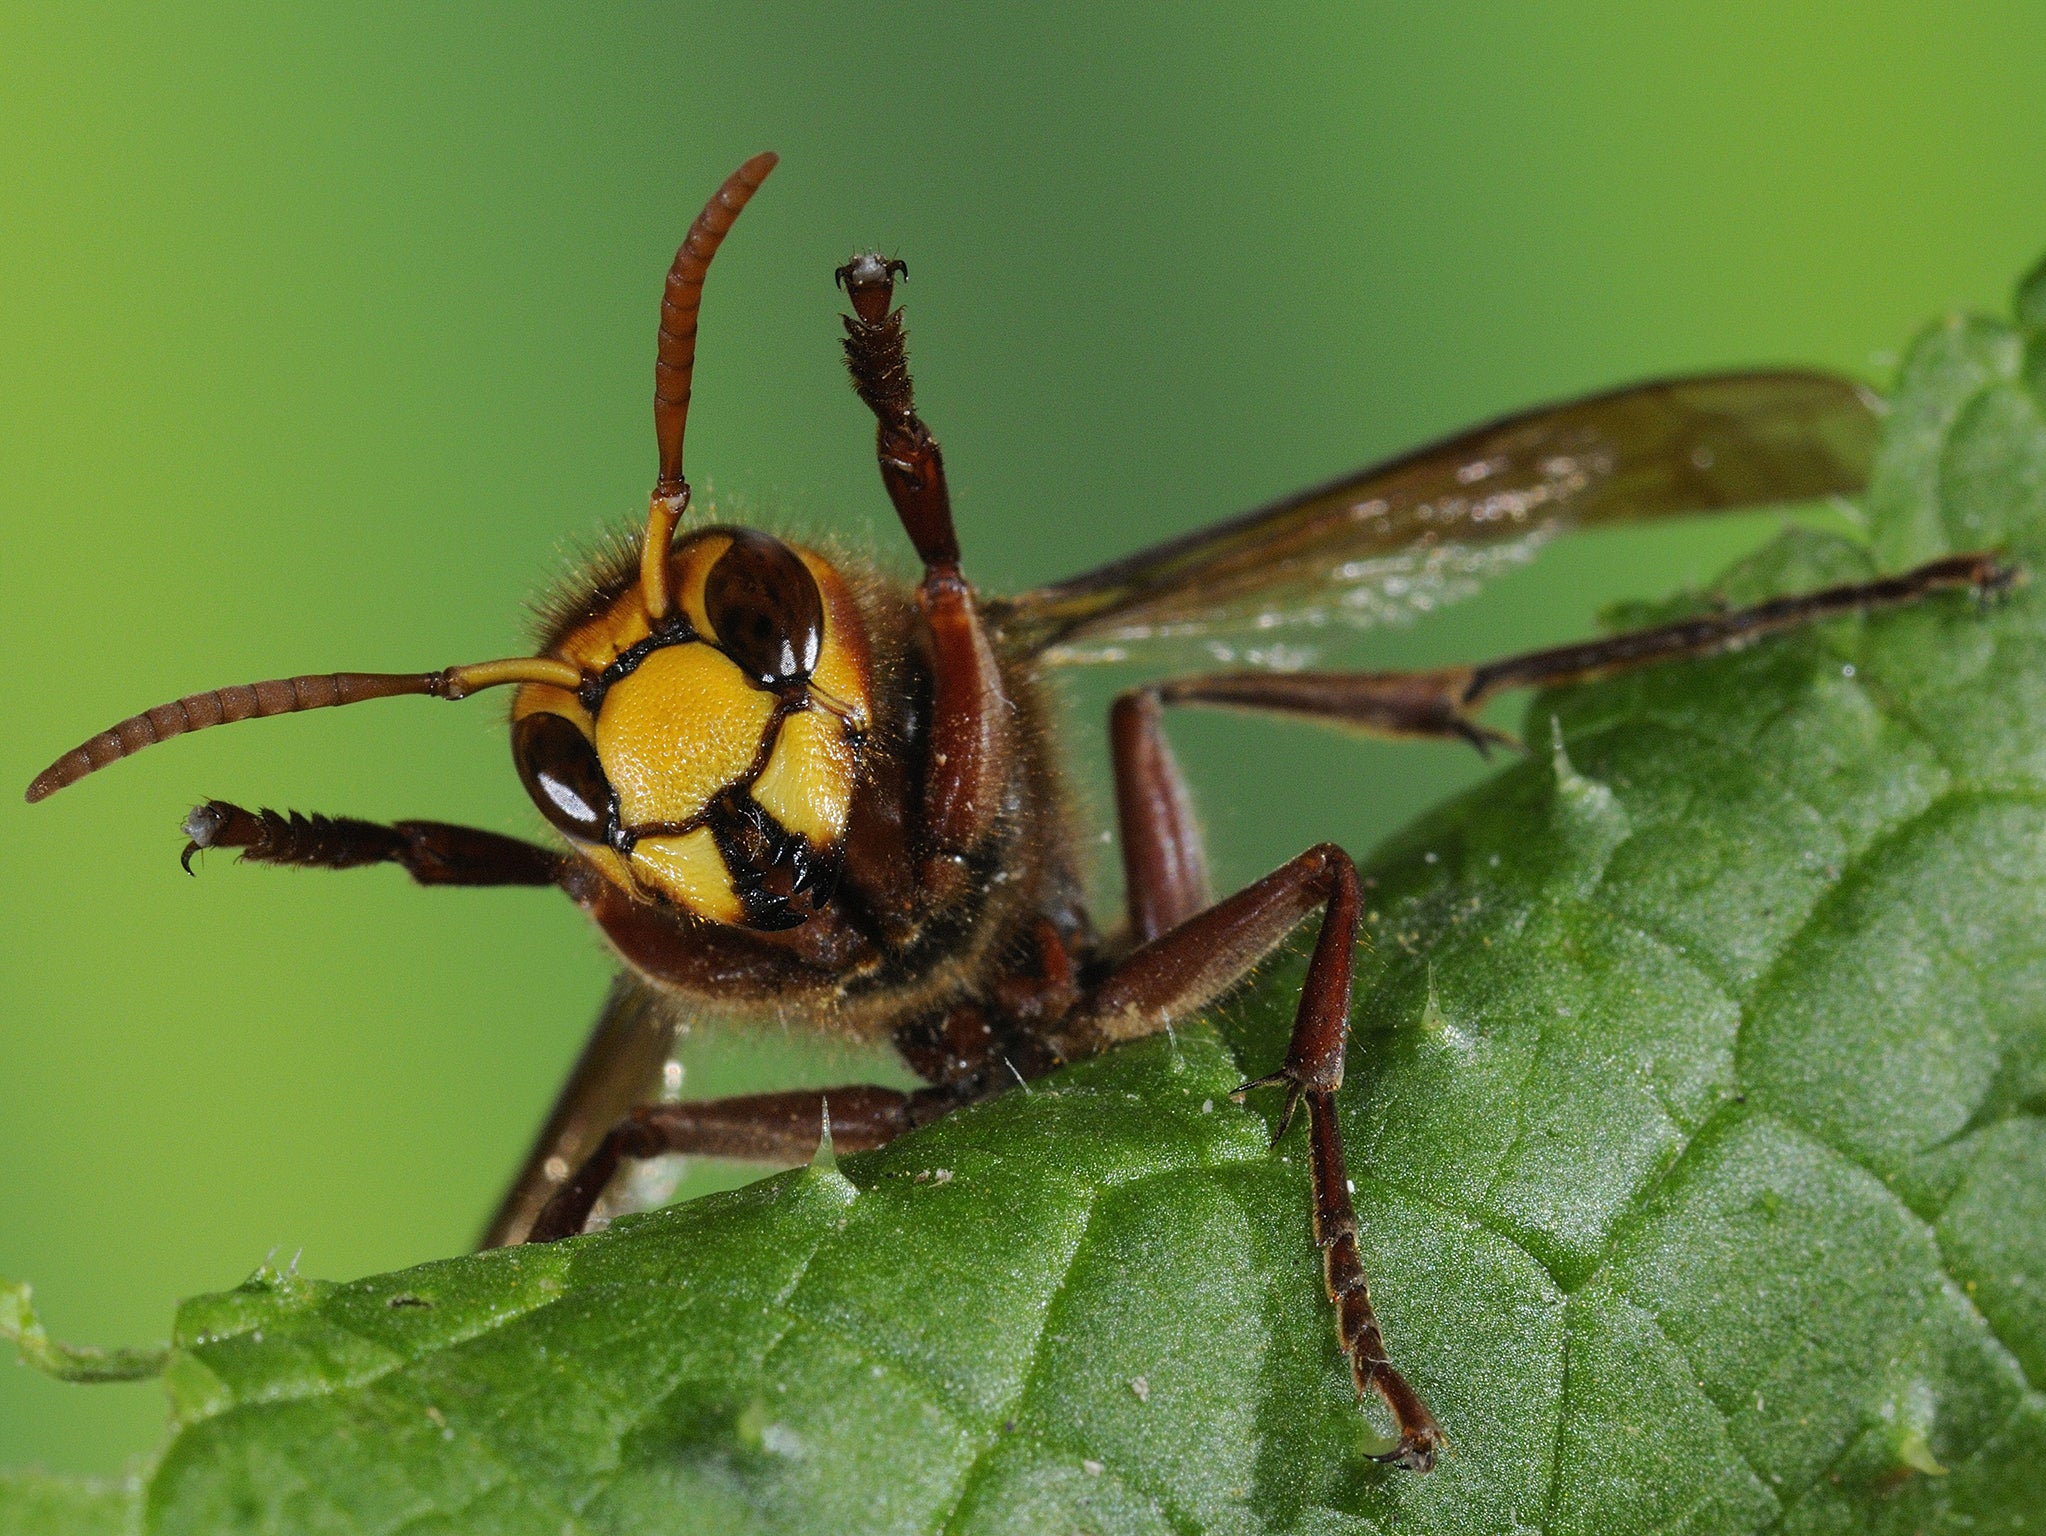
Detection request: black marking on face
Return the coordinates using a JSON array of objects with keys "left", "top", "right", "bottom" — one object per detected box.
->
[
  {"left": 593, "top": 693, "right": 849, "bottom": 932},
  {"left": 704, "top": 788, "right": 844, "bottom": 932},
  {"left": 584, "top": 615, "right": 698, "bottom": 715}
]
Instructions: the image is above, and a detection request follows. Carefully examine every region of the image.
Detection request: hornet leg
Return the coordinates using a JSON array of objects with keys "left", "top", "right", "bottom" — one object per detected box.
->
[
  {"left": 180, "top": 800, "right": 562, "bottom": 885},
  {"left": 1051, "top": 839, "right": 1445, "bottom": 1472},
  {"left": 1147, "top": 551, "right": 2014, "bottom": 750},
  {"left": 525, "top": 1083, "right": 967, "bottom": 1244}
]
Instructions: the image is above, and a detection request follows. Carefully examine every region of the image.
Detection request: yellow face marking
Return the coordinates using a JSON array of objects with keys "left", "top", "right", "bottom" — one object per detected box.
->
[
  {"left": 750, "top": 705, "right": 856, "bottom": 846},
  {"left": 630, "top": 828, "right": 743, "bottom": 925},
  {"left": 510, "top": 681, "right": 587, "bottom": 732},
  {"left": 596, "top": 643, "right": 774, "bottom": 828},
  {"left": 553, "top": 598, "right": 653, "bottom": 678},
  {"left": 578, "top": 842, "right": 635, "bottom": 894},
  {"left": 512, "top": 531, "right": 881, "bottom": 924}
]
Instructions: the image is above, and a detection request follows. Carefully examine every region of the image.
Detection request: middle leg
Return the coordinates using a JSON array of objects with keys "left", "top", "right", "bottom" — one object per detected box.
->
[{"left": 1050, "top": 840, "right": 1446, "bottom": 1471}]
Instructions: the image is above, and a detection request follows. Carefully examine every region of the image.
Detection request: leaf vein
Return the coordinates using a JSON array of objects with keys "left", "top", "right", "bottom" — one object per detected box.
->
[{"left": 930, "top": 1191, "right": 1102, "bottom": 1535}]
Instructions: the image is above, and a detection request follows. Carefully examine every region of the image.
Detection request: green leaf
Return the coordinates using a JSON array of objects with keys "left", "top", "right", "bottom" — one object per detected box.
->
[{"left": 12, "top": 276, "right": 2046, "bottom": 1533}]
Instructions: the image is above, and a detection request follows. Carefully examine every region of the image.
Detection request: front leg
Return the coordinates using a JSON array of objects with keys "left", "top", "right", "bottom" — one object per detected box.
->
[
  {"left": 837, "top": 254, "right": 1012, "bottom": 868},
  {"left": 180, "top": 799, "right": 563, "bottom": 885}
]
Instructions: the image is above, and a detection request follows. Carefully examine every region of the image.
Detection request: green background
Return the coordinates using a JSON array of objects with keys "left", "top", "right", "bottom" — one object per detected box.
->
[{"left": 4, "top": 2, "right": 2044, "bottom": 1477}]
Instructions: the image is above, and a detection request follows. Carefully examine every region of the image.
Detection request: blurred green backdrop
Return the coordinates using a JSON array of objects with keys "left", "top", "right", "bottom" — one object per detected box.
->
[{"left": 5, "top": 2, "right": 2045, "bottom": 1476}]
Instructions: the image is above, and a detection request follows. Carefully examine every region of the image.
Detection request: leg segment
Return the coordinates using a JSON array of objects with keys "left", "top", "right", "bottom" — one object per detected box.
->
[
  {"left": 1156, "top": 549, "right": 2016, "bottom": 750},
  {"left": 1110, "top": 690, "right": 1210, "bottom": 943},
  {"left": 837, "top": 254, "right": 1012, "bottom": 866},
  {"left": 180, "top": 799, "right": 562, "bottom": 885},
  {"left": 480, "top": 976, "right": 685, "bottom": 1250},
  {"left": 1052, "top": 843, "right": 1444, "bottom": 1469},
  {"left": 527, "top": 1084, "right": 959, "bottom": 1244},
  {"left": 1305, "top": 1092, "right": 1442, "bottom": 1464}
]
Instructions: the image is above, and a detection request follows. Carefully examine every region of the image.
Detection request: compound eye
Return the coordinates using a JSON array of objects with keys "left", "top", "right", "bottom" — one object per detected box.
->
[
  {"left": 703, "top": 530, "right": 824, "bottom": 688},
  {"left": 512, "top": 712, "right": 613, "bottom": 842}
]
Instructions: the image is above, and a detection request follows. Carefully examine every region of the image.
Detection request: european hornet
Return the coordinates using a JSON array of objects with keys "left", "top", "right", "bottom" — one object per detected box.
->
[{"left": 28, "top": 153, "right": 2012, "bottom": 1468}]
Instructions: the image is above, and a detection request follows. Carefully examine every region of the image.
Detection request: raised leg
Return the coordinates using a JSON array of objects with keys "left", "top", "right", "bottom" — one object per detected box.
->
[
  {"left": 1051, "top": 843, "right": 1444, "bottom": 1470},
  {"left": 837, "top": 254, "right": 1013, "bottom": 872},
  {"left": 1155, "top": 549, "right": 2016, "bottom": 749},
  {"left": 180, "top": 799, "right": 562, "bottom": 885},
  {"left": 526, "top": 1083, "right": 962, "bottom": 1244}
]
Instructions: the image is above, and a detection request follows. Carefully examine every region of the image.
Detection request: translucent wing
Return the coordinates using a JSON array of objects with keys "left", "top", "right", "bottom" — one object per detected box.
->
[
  {"left": 988, "top": 370, "right": 1879, "bottom": 666},
  {"left": 478, "top": 973, "right": 686, "bottom": 1248}
]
